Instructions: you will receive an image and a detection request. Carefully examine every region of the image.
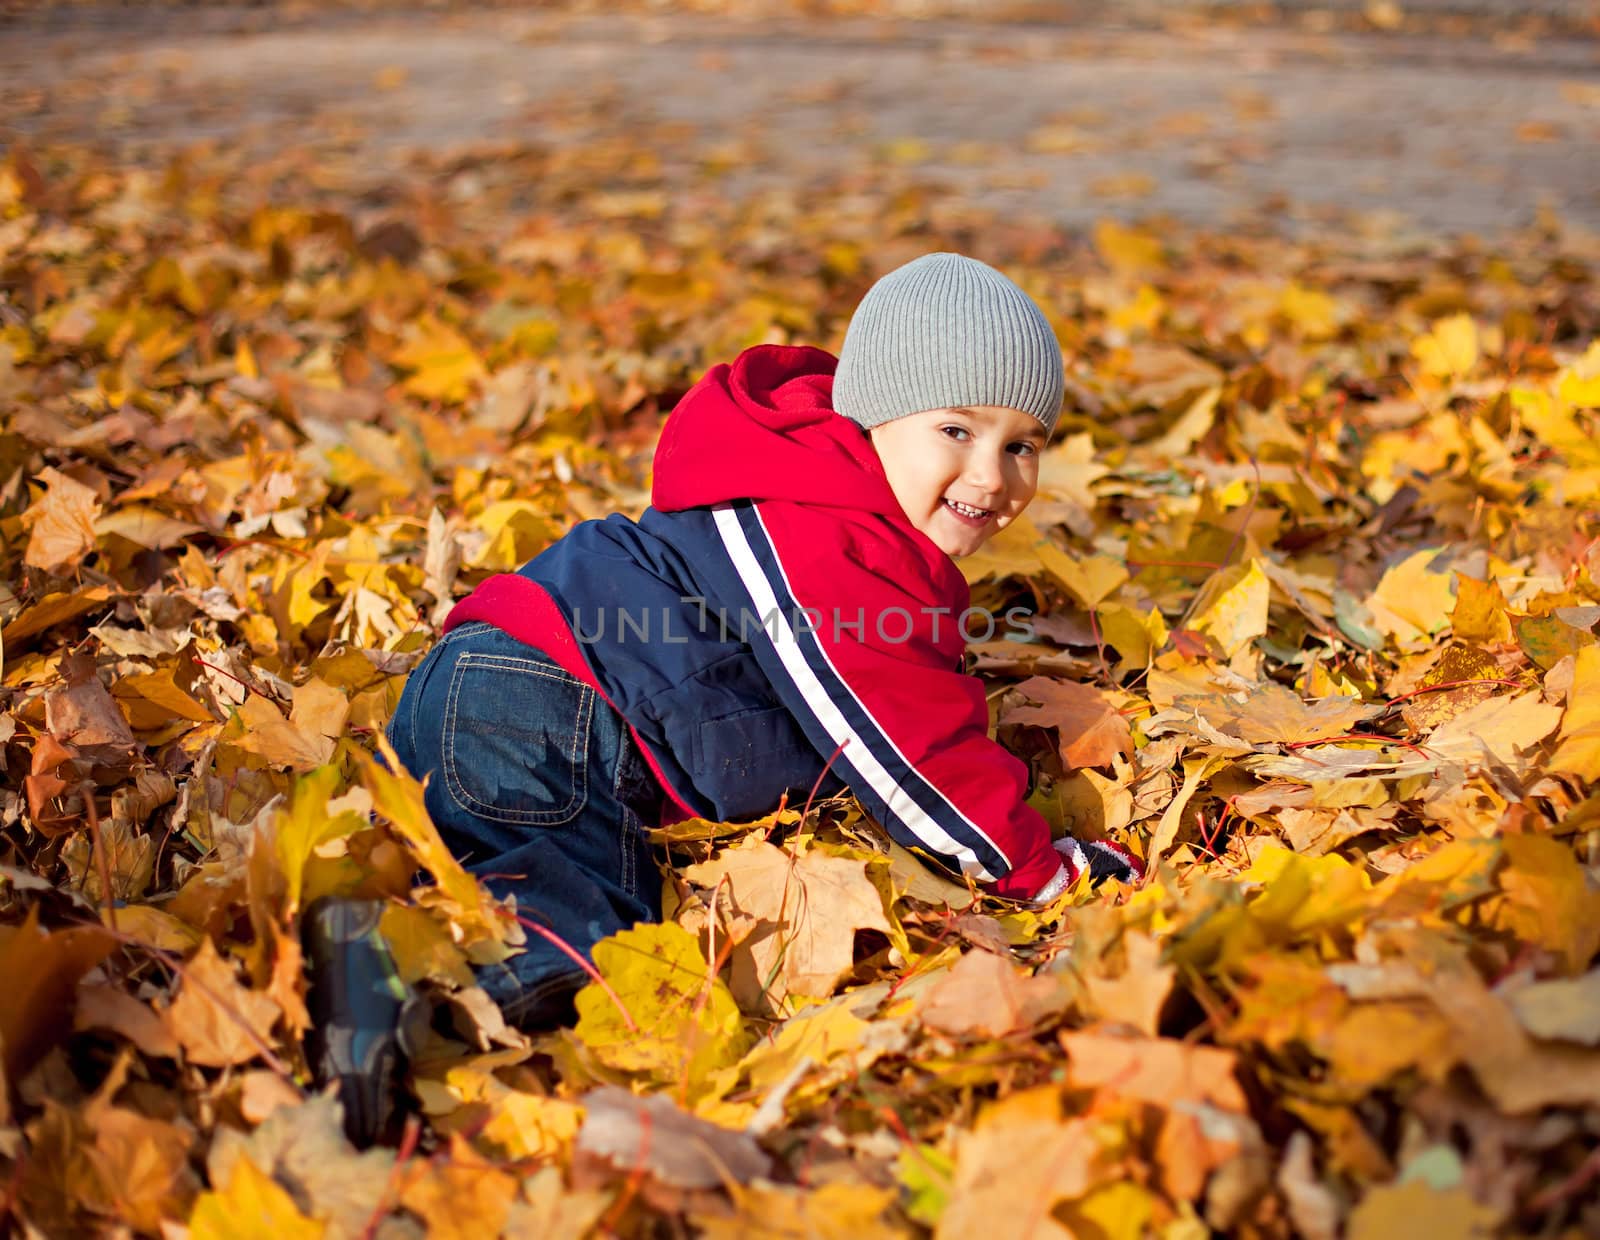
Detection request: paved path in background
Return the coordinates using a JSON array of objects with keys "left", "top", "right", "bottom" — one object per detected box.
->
[{"left": 2, "top": 8, "right": 1597, "bottom": 237}]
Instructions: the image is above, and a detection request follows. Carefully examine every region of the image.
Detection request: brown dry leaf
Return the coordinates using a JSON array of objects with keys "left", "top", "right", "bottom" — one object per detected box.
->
[
  {"left": 1397, "top": 928, "right": 1600, "bottom": 1113},
  {"left": 230, "top": 693, "right": 337, "bottom": 771},
  {"left": 1507, "top": 969, "right": 1600, "bottom": 1045},
  {"left": 164, "top": 937, "right": 282, "bottom": 1068},
  {"left": 289, "top": 677, "right": 350, "bottom": 744},
  {"left": 1, "top": 585, "right": 117, "bottom": 647},
  {"left": 505, "top": 1167, "right": 611, "bottom": 1237},
  {"left": 0, "top": 909, "right": 114, "bottom": 1095},
  {"left": 81, "top": 1096, "right": 200, "bottom": 1234},
  {"left": 1061, "top": 1029, "right": 1247, "bottom": 1110},
  {"left": 1186, "top": 681, "right": 1372, "bottom": 745},
  {"left": 1000, "top": 676, "right": 1134, "bottom": 769},
  {"left": 1079, "top": 931, "right": 1174, "bottom": 1035},
  {"left": 916, "top": 946, "right": 1068, "bottom": 1039},
  {"left": 683, "top": 838, "right": 892, "bottom": 1012},
  {"left": 44, "top": 672, "right": 136, "bottom": 752},
  {"left": 23, "top": 732, "right": 79, "bottom": 832},
  {"left": 22, "top": 466, "right": 102, "bottom": 575},
  {"left": 698, "top": 1180, "right": 900, "bottom": 1240},
  {"left": 74, "top": 982, "right": 180, "bottom": 1058}
]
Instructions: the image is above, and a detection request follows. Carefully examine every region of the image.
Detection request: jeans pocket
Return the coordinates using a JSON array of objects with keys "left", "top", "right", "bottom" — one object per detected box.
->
[{"left": 442, "top": 651, "right": 596, "bottom": 826}]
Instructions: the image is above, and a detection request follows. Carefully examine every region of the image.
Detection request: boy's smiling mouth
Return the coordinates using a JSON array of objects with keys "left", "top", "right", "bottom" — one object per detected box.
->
[{"left": 942, "top": 497, "right": 993, "bottom": 524}]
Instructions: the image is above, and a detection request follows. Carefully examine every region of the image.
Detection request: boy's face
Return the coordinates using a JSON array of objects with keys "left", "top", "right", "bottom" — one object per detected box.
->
[{"left": 869, "top": 404, "right": 1048, "bottom": 559}]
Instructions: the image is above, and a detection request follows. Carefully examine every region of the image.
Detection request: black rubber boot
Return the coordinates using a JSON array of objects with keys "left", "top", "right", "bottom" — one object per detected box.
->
[{"left": 301, "top": 898, "right": 409, "bottom": 1148}]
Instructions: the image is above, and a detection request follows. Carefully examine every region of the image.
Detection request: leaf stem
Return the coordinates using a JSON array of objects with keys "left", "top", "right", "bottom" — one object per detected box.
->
[{"left": 512, "top": 912, "right": 637, "bottom": 1033}]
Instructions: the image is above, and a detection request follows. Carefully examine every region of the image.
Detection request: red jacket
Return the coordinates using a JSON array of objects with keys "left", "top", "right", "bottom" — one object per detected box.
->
[{"left": 445, "top": 345, "right": 1064, "bottom": 899}]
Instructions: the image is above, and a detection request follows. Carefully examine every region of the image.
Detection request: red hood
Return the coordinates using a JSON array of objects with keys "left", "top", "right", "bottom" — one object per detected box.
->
[{"left": 652, "top": 345, "right": 903, "bottom": 515}]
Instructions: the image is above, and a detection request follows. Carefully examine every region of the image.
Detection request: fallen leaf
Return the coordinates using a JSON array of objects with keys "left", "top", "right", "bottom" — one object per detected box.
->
[
  {"left": 190, "top": 1153, "right": 326, "bottom": 1240},
  {"left": 397, "top": 1134, "right": 517, "bottom": 1240},
  {"left": 572, "top": 921, "right": 750, "bottom": 1094},
  {"left": 683, "top": 838, "right": 893, "bottom": 1012},
  {"left": 1189, "top": 560, "right": 1271, "bottom": 658},
  {"left": 1346, "top": 1178, "right": 1498, "bottom": 1240},
  {"left": 937, "top": 1087, "right": 1107, "bottom": 1240},
  {"left": 22, "top": 467, "right": 101, "bottom": 575},
  {"left": 917, "top": 947, "right": 1067, "bottom": 1039},
  {"left": 1424, "top": 692, "right": 1561, "bottom": 771},
  {"left": 1000, "top": 676, "right": 1134, "bottom": 770},
  {"left": 164, "top": 937, "right": 282, "bottom": 1067},
  {"left": 0, "top": 909, "right": 113, "bottom": 1093},
  {"left": 575, "top": 1085, "right": 769, "bottom": 1189},
  {"left": 1079, "top": 931, "right": 1174, "bottom": 1035},
  {"left": 208, "top": 1092, "right": 393, "bottom": 1237},
  {"left": 1507, "top": 969, "right": 1600, "bottom": 1045},
  {"left": 1187, "top": 681, "right": 1372, "bottom": 745}
]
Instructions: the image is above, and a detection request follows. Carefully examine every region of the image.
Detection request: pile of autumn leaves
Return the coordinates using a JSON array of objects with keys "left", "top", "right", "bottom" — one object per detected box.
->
[{"left": 1, "top": 137, "right": 1599, "bottom": 1239}]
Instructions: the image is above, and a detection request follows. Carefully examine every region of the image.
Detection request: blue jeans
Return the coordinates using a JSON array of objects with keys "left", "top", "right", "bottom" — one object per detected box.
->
[{"left": 385, "top": 621, "right": 664, "bottom": 1024}]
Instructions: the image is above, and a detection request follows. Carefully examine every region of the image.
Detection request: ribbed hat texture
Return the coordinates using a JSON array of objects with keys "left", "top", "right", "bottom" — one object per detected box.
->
[{"left": 833, "top": 252, "right": 1065, "bottom": 433}]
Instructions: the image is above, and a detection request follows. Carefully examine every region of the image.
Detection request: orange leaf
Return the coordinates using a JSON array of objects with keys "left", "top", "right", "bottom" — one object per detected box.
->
[
  {"left": 164, "top": 938, "right": 281, "bottom": 1068},
  {"left": 1000, "top": 676, "right": 1133, "bottom": 769}
]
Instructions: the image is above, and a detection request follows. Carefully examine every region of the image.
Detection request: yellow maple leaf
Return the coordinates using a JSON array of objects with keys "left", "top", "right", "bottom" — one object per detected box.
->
[
  {"left": 573, "top": 921, "right": 749, "bottom": 1095},
  {"left": 1494, "top": 833, "right": 1600, "bottom": 974},
  {"left": 230, "top": 694, "right": 336, "bottom": 772},
  {"left": 397, "top": 1135, "right": 517, "bottom": 1240},
  {"left": 1046, "top": 552, "right": 1129, "bottom": 610},
  {"left": 361, "top": 738, "right": 509, "bottom": 947},
  {"left": 1411, "top": 312, "right": 1479, "bottom": 379},
  {"left": 1366, "top": 548, "right": 1457, "bottom": 646},
  {"left": 190, "top": 1154, "right": 324, "bottom": 1240},
  {"left": 1093, "top": 218, "right": 1164, "bottom": 274},
  {"left": 1189, "top": 560, "right": 1271, "bottom": 658},
  {"left": 269, "top": 765, "right": 368, "bottom": 916},
  {"left": 1449, "top": 575, "right": 1514, "bottom": 645},
  {"left": 391, "top": 316, "right": 486, "bottom": 403},
  {"left": 1556, "top": 339, "right": 1600, "bottom": 408},
  {"left": 1278, "top": 282, "right": 1340, "bottom": 340},
  {"left": 1551, "top": 645, "right": 1600, "bottom": 781}
]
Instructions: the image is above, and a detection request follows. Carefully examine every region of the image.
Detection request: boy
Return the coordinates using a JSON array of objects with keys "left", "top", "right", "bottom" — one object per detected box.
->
[{"left": 305, "top": 252, "right": 1141, "bottom": 1143}]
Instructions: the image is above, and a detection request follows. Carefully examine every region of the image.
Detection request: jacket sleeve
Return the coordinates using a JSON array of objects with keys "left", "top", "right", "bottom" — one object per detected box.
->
[{"left": 708, "top": 500, "right": 1064, "bottom": 899}]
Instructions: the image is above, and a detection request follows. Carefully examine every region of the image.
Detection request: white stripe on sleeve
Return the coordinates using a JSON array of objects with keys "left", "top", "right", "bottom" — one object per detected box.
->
[{"left": 713, "top": 504, "right": 1001, "bottom": 882}]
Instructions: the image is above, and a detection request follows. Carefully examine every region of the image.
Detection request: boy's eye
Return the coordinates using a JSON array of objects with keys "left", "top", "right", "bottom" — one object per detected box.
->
[
  {"left": 941, "top": 425, "right": 971, "bottom": 442},
  {"left": 1008, "top": 441, "right": 1038, "bottom": 457}
]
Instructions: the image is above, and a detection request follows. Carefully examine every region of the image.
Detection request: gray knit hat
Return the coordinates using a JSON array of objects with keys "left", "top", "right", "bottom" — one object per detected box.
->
[{"left": 833, "top": 252, "right": 1065, "bottom": 433}]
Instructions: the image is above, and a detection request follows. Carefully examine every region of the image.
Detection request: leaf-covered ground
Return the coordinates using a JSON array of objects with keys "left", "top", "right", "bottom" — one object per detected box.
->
[{"left": 1, "top": 97, "right": 1599, "bottom": 1240}]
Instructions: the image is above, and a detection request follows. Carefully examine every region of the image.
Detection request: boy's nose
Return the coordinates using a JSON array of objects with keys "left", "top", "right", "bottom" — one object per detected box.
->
[{"left": 963, "top": 452, "right": 1005, "bottom": 496}]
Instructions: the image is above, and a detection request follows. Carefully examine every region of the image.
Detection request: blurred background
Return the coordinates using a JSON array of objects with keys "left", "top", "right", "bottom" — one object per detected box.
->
[{"left": 2, "top": 0, "right": 1597, "bottom": 241}]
